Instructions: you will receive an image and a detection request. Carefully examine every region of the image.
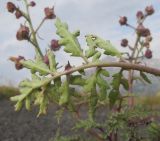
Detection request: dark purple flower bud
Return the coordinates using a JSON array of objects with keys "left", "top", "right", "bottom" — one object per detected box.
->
[
  {"left": 65, "top": 61, "right": 72, "bottom": 71},
  {"left": 16, "top": 25, "right": 29, "bottom": 41},
  {"left": 143, "top": 28, "right": 151, "bottom": 37},
  {"left": 44, "top": 7, "right": 56, "bottom": 19},
  {"left": 136, "top": 24, "right": 150, "bottom": 37},
  {"left": 30, "top": 1, "right": 36, "bottom": 7},
  {"left": 43, "top": 55, "right": 49, "bottom": 65},
  {"left": 7, "top": 2, "right": 16, "bottom": 13},
  {"left": 9, "top": 56, "right": 25, "bottom": 70},
  {"left": 145, "top": 5, "right": 154, "bottom": 15},
  {"left": 15, "top": 10, "right": 22, "bottom": 19},
  {"left": 119, "top": 16, "right": 127, "bottom": 26},
  {"left": 145, "top": 49, "right": 152, "bottom": 59},
  {"left": 121, "top": 39, "right": 128, "bottom": 47},
  {"left": 50, "top": 39, "right": 60, "bottom": 51},
  {"left": 136, "top": 11, "right": 144, "bottom": 19}
]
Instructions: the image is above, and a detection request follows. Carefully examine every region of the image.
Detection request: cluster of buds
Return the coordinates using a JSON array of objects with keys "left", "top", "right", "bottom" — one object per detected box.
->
[
  {"left": 119, "top": 5, "right": 154, "bottom": 59},
  {"left": 136, "top": 24, "right": 150, "bottom": 37},
  {"left": 7, "top": 1, "right": 36, "bottom": 19},
  {"left": 7, "top": 2, "right": 22, "bottom": 19},
  {"left": 7, "top": 1, "right": 58, "bottom": 70},
  {"left": 9, "top": 56, "right": 25, "bottom": 70}
]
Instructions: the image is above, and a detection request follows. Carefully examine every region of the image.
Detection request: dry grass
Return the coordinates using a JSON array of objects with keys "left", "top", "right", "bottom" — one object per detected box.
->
[
  {"left": 0, "top": 86, "right": 19, "bottom": 99},
  {"left": 136, "top": 93, "right": 160, "bottom": 108}
]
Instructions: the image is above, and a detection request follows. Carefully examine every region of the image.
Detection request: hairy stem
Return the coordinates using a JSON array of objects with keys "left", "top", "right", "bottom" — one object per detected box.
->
[
  {"left": 23, "top": 0, "right": 43, "bottom": 58},
  {"left": 21, "top": 61, "right": 160, "bottom": 86},
  {"left": 35, "top": 17, "right": 46, "bottom": 34},
  {"left": 128, "top": 34, "right": 141, "bottom": 107}
]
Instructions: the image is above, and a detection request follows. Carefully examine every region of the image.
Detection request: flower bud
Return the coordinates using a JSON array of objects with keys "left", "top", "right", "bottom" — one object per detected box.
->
[
  {"left": 15, "top": 10, "right": 22, "bottom": 19},
  {"left": 121, "top": 39, "right": 128, "bottom": 47},
  {"left": 145, "top": 49, "right": 152, "bottom": 59},
  {"left": 136, "top": 24, "right": 150, "bottom": 37},
  {"left": 16, "top": 25, "right": 29, "bottom": 41},
  {"left": 145, "top": 5, "right": 154, "bottom": 15},
  {"left": 65, "top": 61, "right": 72, "bottom": 71},
  {"left": 119, "top": 16, "right": 127, "bottom": 26},
  {"left": 44, "top": 7, "right": 56, "bottom": 19},
  {"left": 7, "top": 2, "right": 16, "bottom": 13},
  {"left": 136, "top": 11, "right": 144, "bottom": 19},
  {"left": 43, "top": 55, "right": 49, "bottom": 65},
  {"left": 9, "top": 56, "right": 25, "bottom": 70},
  {"left": 30, "top": 1, "right": 36, "bottom": 7},
  {"left": 145, "top": 36, "right": 152, "bottom": 42},
  {"left": 50, "top": 39, "right": 60, "bottom": 51}
]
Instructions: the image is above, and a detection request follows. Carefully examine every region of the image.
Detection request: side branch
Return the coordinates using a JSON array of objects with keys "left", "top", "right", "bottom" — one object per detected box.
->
[
  {"left": 21, "top": 61, "right": 160, "bottom": 87},
  {"left": 51, "top": 61, "right": 160, "bottom": 78}
]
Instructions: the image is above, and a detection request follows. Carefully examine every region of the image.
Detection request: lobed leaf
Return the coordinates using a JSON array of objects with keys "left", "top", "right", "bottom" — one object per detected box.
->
[
  {"left": 85, "top": 35, "right": 121, "bottom": 57},
  {"left": 55, "top": 18, "right": 82, "bottom": 57}
]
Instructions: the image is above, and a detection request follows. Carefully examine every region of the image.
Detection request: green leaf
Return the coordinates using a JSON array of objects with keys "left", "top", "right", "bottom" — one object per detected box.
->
[
  {"left": 25, "top": 96, "right": 31, "bottom": 111},
  {"left": 55, "top": 18, "right": 82, "bottom": 56},
  {"left": 46, "top": 85, "right": 60, "bottom": 104},
  {"left": 140, "top": 71, "right": 151, "bottom": 84},
  {"left": 10, "top": 88, "right": 31, "bottom": 102},
  {"left": 111, "top": 73, "right": 122, "bottom": 90},
  {"left": 21, "top": 59, "right": 51, "bottom": 75},
  {"left": 84, "top": 73, "right": 97, "bottom": 92},
  {"left": 37, "top": 94, "right": 49, "bottom": 117},
  {"left": 99, "top": 69, "right": 110, "bottom": 77},
  {"left": 70, "top": 75, "right": 85, "bottom": 86},
  {"left": 85, "top": 47, "right": 97, "bottom": 58},
  {"left": 120, "top": 78, "right": 129, "bottom": 90},
  {"left": 14, "top": 101, "right": 23, "bottom": 111},
  {"left": 85, "top": 34, "right": 97, "bottom": 48},
  {"left": 10, "top": 74, "right": 51, "bottom": 112},
  {"left": 59, "top": 81, "right": 70, "bottom": 105},
  {"left": 85, "top": 35, "right": 121, "bottom": 57},
  {"left": 96, "top": 73, "right": 109, "bottom": 101},
  {"left": 19, "top": 77, "right": 50, "bottom": 89},
  {"left": 109, "top": 89, "right": 119, "bottom": 107},
  {"left": 92, "top": 52, "right": 101, "bottom": 62},
  {"left": 47, "top": 49, "right": 56, "bottom": 72}
]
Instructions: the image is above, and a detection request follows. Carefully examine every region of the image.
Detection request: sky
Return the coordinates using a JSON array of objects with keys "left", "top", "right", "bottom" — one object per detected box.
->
[{"left": 0, "top": 0, "right": 160, "bottom": 86}]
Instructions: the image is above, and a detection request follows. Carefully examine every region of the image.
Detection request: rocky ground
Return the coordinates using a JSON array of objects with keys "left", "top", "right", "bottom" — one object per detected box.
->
[{"left": 0, "top": 99, "right": 79, "bottom": 141}]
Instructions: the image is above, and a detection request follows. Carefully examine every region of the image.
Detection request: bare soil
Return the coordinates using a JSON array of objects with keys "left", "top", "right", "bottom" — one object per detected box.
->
[{"left": 0, "top": 99, "right": 78, "bottom": 141}]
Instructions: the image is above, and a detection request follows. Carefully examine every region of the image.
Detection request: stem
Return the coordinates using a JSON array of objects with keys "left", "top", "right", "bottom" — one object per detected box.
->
[
  {"left": 23, "top": 0, "right": 43, "bottom": 58},
  {"left": 126, "top": 24, "right": 136, "bottom": 30},
  {"left": 21, "top": 60, "right": 160, "bottom": 99},
  {"left": 21, "top": 60, "right": 160, "bottom": 85},
  {"left": 131, "top": 35, "right": 140, "bottom": 59},
  {"left": 35, "top": 18, "right": 46, "bottom": 34},
  {"left": 128, "top": 35, "right": 141, "bottom": 107}
]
